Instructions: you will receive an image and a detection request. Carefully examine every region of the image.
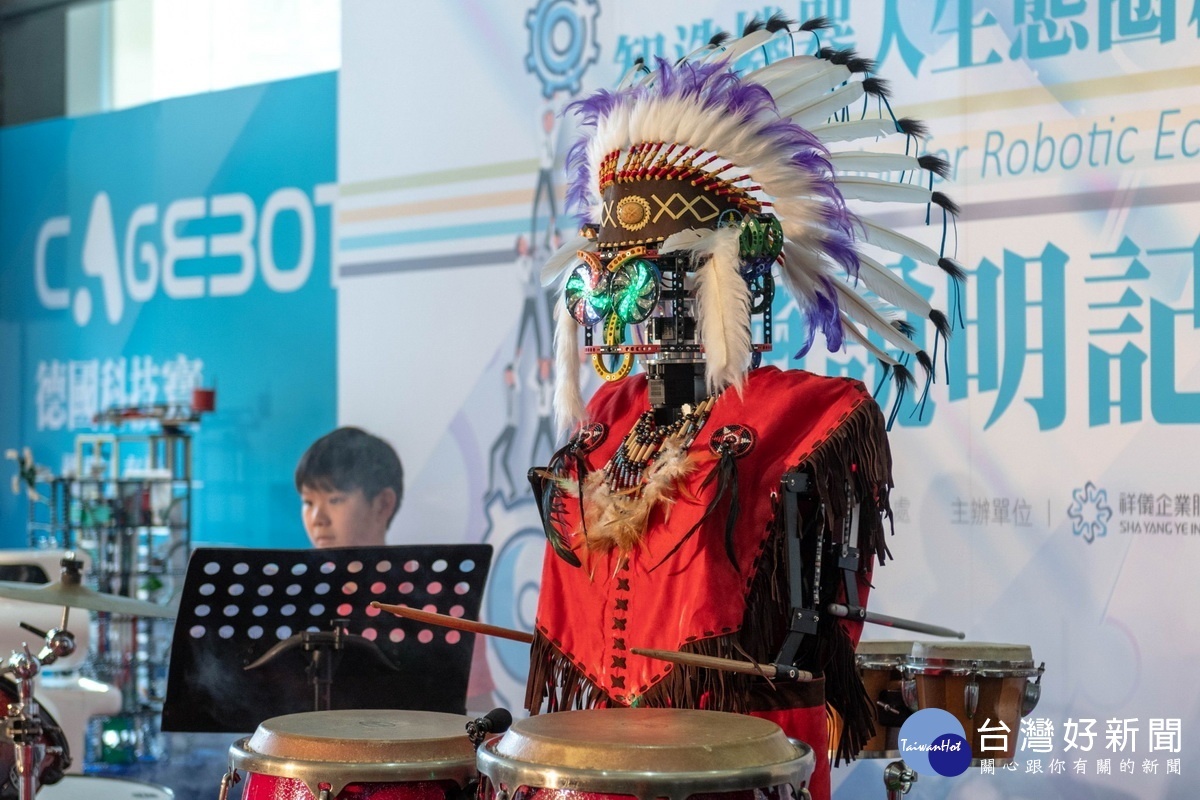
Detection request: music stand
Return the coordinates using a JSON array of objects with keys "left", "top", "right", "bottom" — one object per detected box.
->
[{"left": 161, "top": 544, "right": 492, "bottom": 734}]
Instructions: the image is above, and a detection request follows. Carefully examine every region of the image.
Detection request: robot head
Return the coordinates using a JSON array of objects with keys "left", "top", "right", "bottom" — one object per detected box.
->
[{"left": 543, "top": 17, "right": 960, "bottom": 431}]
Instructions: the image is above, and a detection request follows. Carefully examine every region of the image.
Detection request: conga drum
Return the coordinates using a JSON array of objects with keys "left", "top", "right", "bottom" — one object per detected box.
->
[
  {"left": 477, "top": 708, "right": 815, "bottom": 800},
  {"left": 224, "top": 709, "right": 476, "bottom": 800},
  {"left": 906, "top": 642, "right": 1044, "bottom": 764},
  {"left": 855, "top": 640, "right": 915, "bottom": 758}
]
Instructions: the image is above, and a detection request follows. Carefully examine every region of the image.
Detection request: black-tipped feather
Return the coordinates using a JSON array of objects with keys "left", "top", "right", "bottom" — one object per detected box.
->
[
  {"left": 708, "top": 31, "right": 732, "bottom": 47},
  {"left": 929, "top": 309, "right": 952, "bottom": 340},
  {"left": 800, "top": 16, "right": 831, "bottom": 31},
  {"left": 937, "top": 256, "right": 966, "bottom": 283},
  {"left": 742, "top": 15, "right": 766, "bottom": 35},
  {"left": 892, "top": 318, "right": 917, "bottom": 338},
  {"left": 765, "top": 11, "right": 794, "bottom": 32},
  {"left": 846, "top": 56, "right": 875, "bottom": 74},
  {"left": 897, "top": 117, "right": 928, "bottom": 138},
  {"left": 918, "top": 154, "right": 951, "bottom": 178},
  {"left": 529, "top": 440, "right": 584, "bottom": 569},
  {"left": 716, "top": 449, "right": 741, "bottom": 571},
  {"left": 827, "top": 47, "right": 857, "bottom": 65},
  {"left": 886, "top": 363, "right": 916, "bottom": 429},
  {"left": 863, "top": 77, "right": 890, "bottom": 97},
  {"left": 931, "top": 191, "right": 960, "bottom": 215},
  {"left": 916, "top": 350, "right": 934, "bottom": 374},
  {"left": 528, "top": 465, "right": 581, "bottom": 568}
]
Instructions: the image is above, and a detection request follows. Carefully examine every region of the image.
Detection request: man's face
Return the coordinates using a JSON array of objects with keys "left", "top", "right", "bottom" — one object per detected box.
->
[{"left": 300, "top": 485, "right": 392, "bottom": 548}]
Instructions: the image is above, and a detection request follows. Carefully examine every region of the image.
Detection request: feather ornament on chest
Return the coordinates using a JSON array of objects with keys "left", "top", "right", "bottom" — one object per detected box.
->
[{"left": 563, "top": 396, "right": 717, "bottom": 554}]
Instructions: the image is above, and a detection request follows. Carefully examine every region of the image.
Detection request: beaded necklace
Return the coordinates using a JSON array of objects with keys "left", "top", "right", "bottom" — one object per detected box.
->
[{"left": 601, "top": 395, "right": 718, "bottom": 491}]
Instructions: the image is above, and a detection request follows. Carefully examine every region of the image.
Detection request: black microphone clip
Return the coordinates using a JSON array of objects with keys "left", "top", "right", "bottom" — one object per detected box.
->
[{"left": 466, "top": 707, "right": 513, "bottom": 748}]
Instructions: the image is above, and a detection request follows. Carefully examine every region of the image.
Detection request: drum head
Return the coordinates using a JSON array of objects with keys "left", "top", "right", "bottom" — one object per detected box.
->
[
  {"left": 231, "top": 709, "right": 476, "bottom": 795},
  {"left": 479, "top": 709, "right": 813, "bottom": 800},
  {"left": 245, "top": 709, "right": 474, "bottom": 764},
  {"left": 37, "top": 776, "right": 172, "bottom": 799},
  {"left": 910, "top": 641, "right": 1033, "bottom": 664},
  {"left": 494, "top": 708, "right": 796, "bottom": 772},
  {"left": 856, "top": 640, "right": 916, "bottom": 667}
]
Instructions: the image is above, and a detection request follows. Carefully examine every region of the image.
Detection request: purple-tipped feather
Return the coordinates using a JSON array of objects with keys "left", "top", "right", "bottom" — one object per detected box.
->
[{"left": 815, "top": 277, "right": 845, "bottom": 351}]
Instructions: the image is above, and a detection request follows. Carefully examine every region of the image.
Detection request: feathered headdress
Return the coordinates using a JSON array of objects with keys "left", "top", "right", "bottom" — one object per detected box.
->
[{"left": 543, "top": 15, "right": 961, "bottom": 432}]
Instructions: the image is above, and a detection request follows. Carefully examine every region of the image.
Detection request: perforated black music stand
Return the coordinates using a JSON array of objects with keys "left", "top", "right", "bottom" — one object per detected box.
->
[{"left": 161, "top": 544, "right": 492, "bottom": 733}]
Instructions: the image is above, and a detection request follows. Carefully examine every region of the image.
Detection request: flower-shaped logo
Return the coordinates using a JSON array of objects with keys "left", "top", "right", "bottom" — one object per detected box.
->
[{"left": 1067, "top": 481, "right": 1112, "bottom": 544}]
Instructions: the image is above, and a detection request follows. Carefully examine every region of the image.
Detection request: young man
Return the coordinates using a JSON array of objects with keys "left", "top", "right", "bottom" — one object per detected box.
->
[{"left": 295, "top": 427, "right": 404, "bottom": 548}]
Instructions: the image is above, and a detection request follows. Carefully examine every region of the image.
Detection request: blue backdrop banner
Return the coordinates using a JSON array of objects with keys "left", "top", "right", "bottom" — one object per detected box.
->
[{"left": 0, "top": 72, "right": 338, "bottom": 550}]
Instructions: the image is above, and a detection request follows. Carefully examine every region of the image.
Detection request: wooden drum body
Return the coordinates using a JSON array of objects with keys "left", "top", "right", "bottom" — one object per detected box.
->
[
  {"left": 477, "top": 708, "right": 814, "bottom": 800},
  {"left": 905, "top": 642, "right": 1044, "bottom": 764},
  {"left": 855, "top": 640, "right": 915, "bottom": 758},
  {"left": 226, "top": 710, "right": 476, "bottom": 800}
]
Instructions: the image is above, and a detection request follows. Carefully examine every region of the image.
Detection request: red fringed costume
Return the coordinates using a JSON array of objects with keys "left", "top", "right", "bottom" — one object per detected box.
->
[{"left": 528, "top": 368, "right": 893, "bottom": 800}]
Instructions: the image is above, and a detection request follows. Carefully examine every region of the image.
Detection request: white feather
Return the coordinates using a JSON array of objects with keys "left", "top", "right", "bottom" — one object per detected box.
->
[
  {"left": 714, "top": 29, "right": 779, "bottom": 64},
  {"left": 830, "top": 152, "right": 923, "bottom": 174},
  {"left": 691, "top": 227, "right": 750, "bottom": 394},
  {"left": 552, "top": 299, "right": 586, "bottom": 434},
  {"left": 768, "top": 62, "right": 853, "bottom": 109},
  {"left": 840, "top": 312, "right": 902, "bottom": 366},
  {"left": 831, "top": 280, "right": 920, "bottom": 356},
  {"left": 860, "top": 219, "right": 941, "bottom": 266},
  {"left": 782, "top": 81, "right": 865, "bottom": 128},
  {"left": 616, "top": 59, "right": 651, "bottom": 90},
  {"left": 812, "top": 118, "right": 898, "bottom": 144},
  {"left": 541, "top": 235, "right": 595, "bottom": 285},
  {"left": 678, "top": 41, "right": 720, "bottom": 63},
  {"left": 854, "top": 251, "right": 933, "bottom": 318},
  {"left": 746, "top": 55, "right": 833, "bottom": 93},
  {"left": 835, "top": 176, "right": 932, "bottom": 205},
  {"left": 778, "top": 241, "right": 837, "bottom": 313},
  {"left": 659, "top": 228, "right": 714, "bottom": 254}
]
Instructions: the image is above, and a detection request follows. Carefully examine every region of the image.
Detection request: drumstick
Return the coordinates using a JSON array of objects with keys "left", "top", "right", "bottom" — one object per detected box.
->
[
  {"left": 371, "top": 601, "right": 535, "bottom": 644},
  {"left": 825, "top": 604, "right": 966, "bottom": 639},
  {"left": 631, "top": 647, "right": 814, "bottom": 682}
]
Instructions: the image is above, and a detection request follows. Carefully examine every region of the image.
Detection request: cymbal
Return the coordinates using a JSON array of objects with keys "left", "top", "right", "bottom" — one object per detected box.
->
[{"left": 0, "top": 578, "right": 178, "bottom": 619}]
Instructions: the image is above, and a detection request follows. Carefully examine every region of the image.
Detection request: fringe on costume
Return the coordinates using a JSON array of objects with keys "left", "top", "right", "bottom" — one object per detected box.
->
[{"left": 527, "top": 396, "right": 894, "bottom": 766}]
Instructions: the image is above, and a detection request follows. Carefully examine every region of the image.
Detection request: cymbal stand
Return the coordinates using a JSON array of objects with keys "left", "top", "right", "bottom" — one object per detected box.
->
[{"left": 3, "top": 610, "right": 76, "bottom": 800}]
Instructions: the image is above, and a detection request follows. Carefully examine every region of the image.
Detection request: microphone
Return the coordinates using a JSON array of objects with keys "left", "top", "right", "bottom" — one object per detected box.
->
[{"left": 466, "top": 707, "right": 513, "bottom": 746}]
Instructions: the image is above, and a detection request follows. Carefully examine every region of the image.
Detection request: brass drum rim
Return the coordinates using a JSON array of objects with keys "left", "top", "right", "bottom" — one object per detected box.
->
[
  {"left": 856, "top": 655, "right": 908, "bottom": 670},
  {"left": 906, "top": 656, "right": 1041, "bottom": 678},
  {"left": 228, "top": 737, "right": 476, "bottom": 798},
  {"left": 477, "top": 737, "right": 814, "bottom": 800}
]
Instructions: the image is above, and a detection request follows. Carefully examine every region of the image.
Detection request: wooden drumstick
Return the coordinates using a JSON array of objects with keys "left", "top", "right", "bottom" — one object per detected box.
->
[
  {"left": 631, "top": 647, "right": 814, "bottom": 682},
  {"left": 371, "top": 601, "right": 535, "bottom": 644}
]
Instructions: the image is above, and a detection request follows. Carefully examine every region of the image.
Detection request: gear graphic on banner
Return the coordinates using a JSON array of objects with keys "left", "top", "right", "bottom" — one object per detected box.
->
[{"left": 524, "top": 0, "right": 600, "bottom": 98}]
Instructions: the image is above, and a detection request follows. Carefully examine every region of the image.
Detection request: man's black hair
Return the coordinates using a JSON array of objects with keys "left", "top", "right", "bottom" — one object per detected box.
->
[{"left": 295, "top": 427, "right": 404, "bottom": 524}]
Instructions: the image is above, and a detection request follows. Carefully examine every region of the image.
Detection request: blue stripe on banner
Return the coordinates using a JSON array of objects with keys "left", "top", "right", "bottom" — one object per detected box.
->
[
  {"left": 340, "top": 217, "right": 528, "bottom": 250},
  {"left": 341, "top": 250, "right": 515, "bottom": 277}
]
